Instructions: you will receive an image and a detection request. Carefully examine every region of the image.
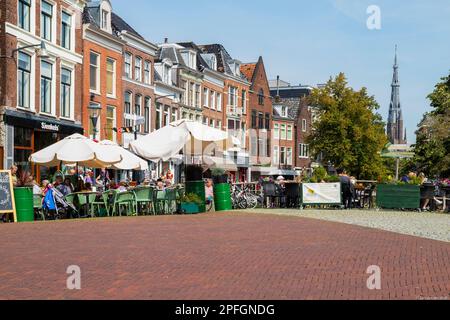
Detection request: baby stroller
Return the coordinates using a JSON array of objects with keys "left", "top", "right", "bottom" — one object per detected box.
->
[{"left": 43, "top": 187, "right": 78, "bottom": 220}]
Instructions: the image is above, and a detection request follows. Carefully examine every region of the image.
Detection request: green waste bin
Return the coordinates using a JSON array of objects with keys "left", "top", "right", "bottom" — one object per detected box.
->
[
  {"left": 214, "top": 183, "right": 232, "bottom": 211},
  {"left": 14, "top": 187, "right": 34, "bottom": 222},
  {"left": 185, "top": 181, "right": 206, "bottom": 213}
]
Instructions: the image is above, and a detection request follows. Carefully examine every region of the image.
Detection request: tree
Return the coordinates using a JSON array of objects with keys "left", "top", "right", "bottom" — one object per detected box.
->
[
  {"left": 307, "top": 73, "right": 388, "bottom": 179},
  {"left": 411, "top": 73, "right": 450, "bottom": 178}
]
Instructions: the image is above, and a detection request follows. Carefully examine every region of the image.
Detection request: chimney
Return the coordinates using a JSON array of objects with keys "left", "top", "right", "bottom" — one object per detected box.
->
[
  {"left": 164, "top": 37, "right": 168, "bottom": 44},
  {"left": 275, "top": 76, "right": 280, "bottom": 103}
]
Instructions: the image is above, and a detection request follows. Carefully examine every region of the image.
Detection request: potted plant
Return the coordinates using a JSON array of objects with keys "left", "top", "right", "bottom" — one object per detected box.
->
[
  {"left": 184, "top": 165, "right": 206, "bottom": 213},
  {"left": 14, "top": 171, "right": 35, "bottom": 222},
  {"left": 211, "top": 168, "right": 232, "bottom": 211},
  {"left": 180, "top": 193, "right": 204, "bottom": 214}
]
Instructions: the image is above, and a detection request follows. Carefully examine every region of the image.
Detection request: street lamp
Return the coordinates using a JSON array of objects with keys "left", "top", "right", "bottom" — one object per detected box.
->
[
  {"left": 88, "top": 104, "right": 102, "bottom": 141},
  {"left": 1, "top": 41, "right": 50, "bottom": 59}
]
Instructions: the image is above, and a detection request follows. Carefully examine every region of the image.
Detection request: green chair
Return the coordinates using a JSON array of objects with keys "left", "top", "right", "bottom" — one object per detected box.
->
[
  {"left": 114, "top": 191, "right": 136, "bottom": 216},
  {"left": 134, "top": 187, "right": 155, "bottom": 215},
  {"left": 165, "top": 188, "right": 177, "bottom": 214},
  {"left": 154, "top": 189, "right": 167, "bottom": 215},
  {"left": 92, "top": 191, "right": 112, "bottom": 217},
  {"left": 33, "top": 194, "right": 45, "bottom": 221},
  {"left": 77, "top": 193, "right": 98, "bottom": 218}
]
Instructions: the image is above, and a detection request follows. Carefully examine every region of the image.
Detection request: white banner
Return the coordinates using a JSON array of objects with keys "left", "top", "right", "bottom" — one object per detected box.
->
[{"left": 302, "top": 183, "right": 341, "bottom": 205}]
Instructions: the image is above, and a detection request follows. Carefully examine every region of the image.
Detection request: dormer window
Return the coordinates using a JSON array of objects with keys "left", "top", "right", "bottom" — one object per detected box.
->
[
  {"left": 230, "top": 60, "right": 241, "bottom": 77},
  {"left": 181, "top": 50, "right": 196, "bottom": 70},
  {"left": 281, "top": 106, "right": 288, "bottom": 117},
  {"left": 210, "top": 55, "right": 217, "bottom": 70},
  {"left": 99, "top": 0, "right": 112, "bottom": 32},
  {"left": 101, "top": 10, "right": 108, "bottom": 30},
  {"left": 163, "top": 63, "right": 171, "bottom": 85}
]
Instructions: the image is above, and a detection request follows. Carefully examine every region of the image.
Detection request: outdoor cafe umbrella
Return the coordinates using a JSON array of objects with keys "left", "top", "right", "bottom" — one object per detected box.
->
[
  {"left": 29, "top": 133, "right": 122, "bottom": 168},
  {"left": 99, "top": 140, "right": 149, "bottom": 171},
  {"left": 129, "top": 119, "right": 240, "bottom": 162}
]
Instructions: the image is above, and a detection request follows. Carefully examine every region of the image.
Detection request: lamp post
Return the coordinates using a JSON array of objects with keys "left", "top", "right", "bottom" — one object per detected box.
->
[
  {"left": 1, "top": 41, "right": 50, "bottom": 59},
  {"left": 88, "top": 104, "right": 102, "bottom": 141}
]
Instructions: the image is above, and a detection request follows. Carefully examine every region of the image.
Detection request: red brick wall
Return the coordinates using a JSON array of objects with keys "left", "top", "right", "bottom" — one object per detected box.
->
[
  {"left": 245, "top": 58, "right": 273, "bottom": 165},
  {"left": 1, "top": 0, "right": 83, "bottom": 124},
  {"left": 122, "top": 44, "right": 155, "bottom": 133},
  {"left": 295, "top": 99, "right": 312, "bottom": 168},
  {"left": 82, "top": 38, "right": 123, "bottom": 142}
]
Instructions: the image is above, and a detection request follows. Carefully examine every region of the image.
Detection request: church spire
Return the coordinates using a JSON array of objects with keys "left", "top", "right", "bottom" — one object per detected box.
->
[{"left": 387, "top": 45, "right": 407, "bottom": 145}]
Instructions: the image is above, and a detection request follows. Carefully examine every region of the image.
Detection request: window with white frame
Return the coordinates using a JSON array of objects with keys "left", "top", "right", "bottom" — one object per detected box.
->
[
  {"left": 287, "top": 147, "right": 293, "bottom": 165},
  {"left": 40, "top": 60, "right": 53, "bottom": 114},
  {"left": 101, "top": 9, "right": 109, "bottom": 31},
  {"left": 163, "top": 63, "right": 171, "bottom": 84},
  {"left": 228, "top": 86, "right": 237, "bottom": 107},
  {"left": 135, "top": 57, "right": 142, "bottom": 81},
  {"left": 280, "top": 147, "right": 286, "bottom": 165},
  {"left": 40, "top": 1, "right": 53, "bottom": 41},
  {"left": 287, "top": 125, "right": 293, "bottom": 140},
  {"left": 135, "top": 95, "right": 142, "bottom": 117},
  {"left": 299, "top": 144, "right": 310, "bottom": 158},
  {"left": 273, "top": 146, "right": 279, "bottom": 165},
  {"left": 106, "top": 58, "right": 116, "bottom": 96},
  {"left": 302, "top": 119, "right": 307, "bottom": 132},
  {"left": 60, "top": 67, "right": 72, "bottom": 118},
  {"left": 171, "top": 108, "right": 177, "bottom": 123},
  {"left": 18, "top": 52, "right": 31, "bottom": 109},
  {"left": 281, "top": 106, "right": 288, "bottom": 117},
  {"left": 124, "top": 91, "right": 132, "bottom": 127},
  {"left": 106, "top": 106, "right": 116, "bottom": 142},
  {"left": 203, "top": 88, "right": 209, "bottom": 108},
  {"left": 155, "top": 103, "right": 162, "bottom": 129},
  {"left": 181, "top": 51, "right": 196, "bottom": 70},
  {"left": 144, "top": 97, "right": 151, "bottom": 133},
  {"left": 210, "top": 90, "right": 216, "bottom": 110},
  {"left": 216, "top": 93, "right": 222, "bottom": 111},
  {"left": 89, "top": 51, "right": 100, "bottom": 92},
  {"left": 61, "top": 11, "right": 72, "bottom": 50},
  {"left": 163, "top": 106, "right": 170, "bottom": 126},
  {"left": 242, "top": 90, "right": 247, "bottom": 114},
  {"left": 209, "top": 119, "right": 214, "bottom": 127},
  {"left": 273, "top": 123, "right": 279, "bottom": 139},
  {"left": 180, "top": 80, "right": 188, "bottom": 105},
  {"left": 144, "top": 61, "right": 151, "bottom": 84},
  {"left": 124, "top": 52, "right": 132, "bottom": 78},
  {"left": 217, "top": 120, "right": 222, "bottom": 129},
  {"left": 18, "top": 0, "right": 31, "bottom": 31},
  {"left": 195, "top": 84, "right": 201, "bottom": 108},
  {"left": 280, "top": 124, "right": 287, "bottom": 140}
]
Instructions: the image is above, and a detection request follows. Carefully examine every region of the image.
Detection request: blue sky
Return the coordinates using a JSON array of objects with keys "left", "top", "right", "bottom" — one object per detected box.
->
[{"left": 112, "top": 0, "right": 450, "bottom": 143}]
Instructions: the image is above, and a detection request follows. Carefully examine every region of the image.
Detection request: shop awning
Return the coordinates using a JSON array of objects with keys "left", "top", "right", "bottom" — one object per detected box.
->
[{"left": 3, "top": 109, "right": 84, "bottom": 135}]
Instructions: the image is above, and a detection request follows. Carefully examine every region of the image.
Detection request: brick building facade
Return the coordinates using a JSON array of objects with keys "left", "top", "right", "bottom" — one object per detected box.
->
[
  {"left": 0, "top": 0, "right": 85, "bottom": 180},
  {"left": 82, "top": 0, "right": 124, "bottom": 143}
]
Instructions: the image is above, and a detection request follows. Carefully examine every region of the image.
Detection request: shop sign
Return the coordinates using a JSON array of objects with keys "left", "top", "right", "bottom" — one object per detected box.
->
[{"left": 41, "top": 122, "right": 60, "bottom": 132}]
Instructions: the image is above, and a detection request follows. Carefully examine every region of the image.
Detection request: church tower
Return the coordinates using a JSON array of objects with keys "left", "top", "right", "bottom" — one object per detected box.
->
[{"left": 387, "top": 46, "right": 407, "bottom": 145}]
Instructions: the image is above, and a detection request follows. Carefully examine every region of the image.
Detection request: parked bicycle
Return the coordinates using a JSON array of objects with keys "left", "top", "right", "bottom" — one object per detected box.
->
[{"left": 231, "top": 184, "right": 261, "bottom": 209}]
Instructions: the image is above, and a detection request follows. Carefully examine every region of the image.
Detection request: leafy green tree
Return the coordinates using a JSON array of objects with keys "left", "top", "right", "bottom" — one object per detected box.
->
[
  {"left": 412, "top": 73, "right": 450, "bottom": 177},
  {"left": 307, "top": 73, "right": 388, "bottom": 179}
]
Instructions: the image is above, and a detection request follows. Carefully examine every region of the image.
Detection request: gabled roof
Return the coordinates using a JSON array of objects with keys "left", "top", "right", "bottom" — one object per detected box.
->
[
  {"left": 177, "top": 42, "right": 211, "bottom": 72},
  {"left": 111, "top": 12, "right": 143, "bottom": 39},
  {"left": 240, "top": 63, "right": 256, "bottom": 82}
]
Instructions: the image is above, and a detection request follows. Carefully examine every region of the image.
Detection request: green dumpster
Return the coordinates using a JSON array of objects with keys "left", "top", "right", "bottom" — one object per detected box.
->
[
  {"left": 185, "top": 181, "right": 206, "bottom": 213},
  {"left": 214, "top": 183, "right": 232, "bottom": 211},
  {"left": 14, "top": 187, "right": 34, "bottom": 222}
]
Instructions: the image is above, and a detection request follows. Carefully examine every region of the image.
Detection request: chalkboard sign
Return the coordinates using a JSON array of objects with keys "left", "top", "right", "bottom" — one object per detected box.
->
[{"left": 0, "top": 170, "right": 17, "bottom": 222}]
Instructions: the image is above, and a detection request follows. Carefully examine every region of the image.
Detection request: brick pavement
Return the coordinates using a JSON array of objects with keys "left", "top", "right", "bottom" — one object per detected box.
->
[{"left": 0, "top": 212, "right": 449, "bottom": 300}]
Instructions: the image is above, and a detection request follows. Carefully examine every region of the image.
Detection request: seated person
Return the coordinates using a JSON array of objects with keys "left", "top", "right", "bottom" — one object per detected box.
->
[
  {"left": 83, "top": 182, "right": 93, "bottom": 192},
  {"left": 117, "top": 181, "right": 128, "bottom": 193},
  {"left": 165, "top": 179, "right": 172, "bottom": 189},
  {"left": 156, "top": 179, "right": 165, "bottom": 191},
  {"left": 205, "top": 179, "right": 214, "bottom": 203}
]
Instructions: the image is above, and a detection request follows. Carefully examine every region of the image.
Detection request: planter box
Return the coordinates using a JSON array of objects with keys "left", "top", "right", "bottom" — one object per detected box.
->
[
  {"left": 376, "top": 184, "right": 420, "bottom": 209},
  {"left": 181, "top": 202, "right": 201, "bottom": 214}
]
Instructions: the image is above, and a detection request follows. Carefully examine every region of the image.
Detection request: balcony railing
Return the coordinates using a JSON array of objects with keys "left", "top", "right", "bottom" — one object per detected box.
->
[{"left": 227, "top": 105, "right": 243, "bottom": 116}]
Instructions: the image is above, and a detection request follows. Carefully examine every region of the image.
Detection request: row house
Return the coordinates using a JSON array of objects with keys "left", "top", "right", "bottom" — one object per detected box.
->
[
  {"left": 199, "top": 44, "right": 251, "bottom": 182},
  {"left": 0, "top": 0, "right": 85, "bottom": 180},
  {"left": 82, "top": 0, "right": 124, "bottom": 144},
  {"left": 240, "top": 57, "right": 273, "bottom": 181},
  {"left": 269, "top": 78, "right": 314, "bottom": 173},
  {"left": 111, "top": 12, "right": 158, "bottom": 147}
]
